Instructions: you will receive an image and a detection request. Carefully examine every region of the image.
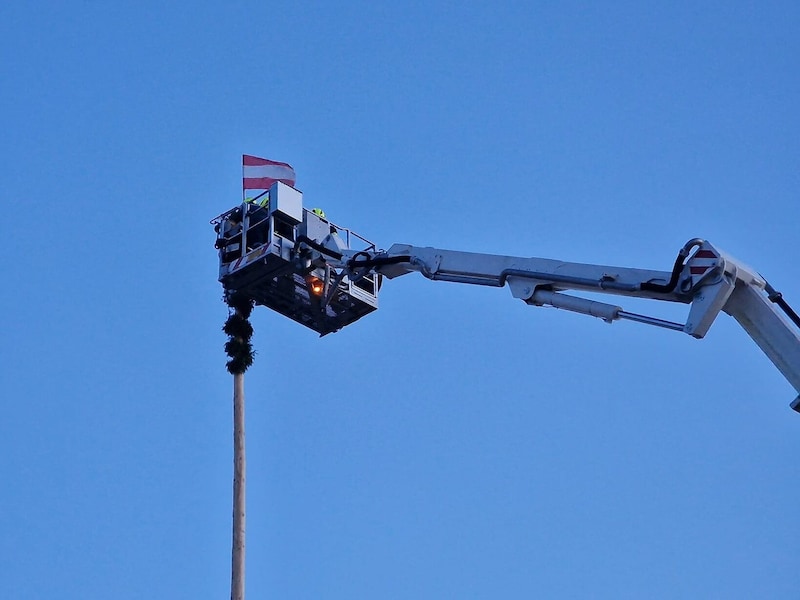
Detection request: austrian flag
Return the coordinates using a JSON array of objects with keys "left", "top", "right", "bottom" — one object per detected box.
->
[{"left": 242, "top": 155, "right": 296, "bottom": 190}]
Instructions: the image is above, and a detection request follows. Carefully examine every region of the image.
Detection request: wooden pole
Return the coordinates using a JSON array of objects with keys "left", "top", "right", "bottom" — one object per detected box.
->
[{"left": 231, "top": 371, "right": 246, "bottom": 600}]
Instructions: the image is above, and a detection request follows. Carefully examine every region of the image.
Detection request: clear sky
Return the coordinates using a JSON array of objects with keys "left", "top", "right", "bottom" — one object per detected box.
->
[{"left": 2, "top": 2, "right": 799, "bottom": 598}]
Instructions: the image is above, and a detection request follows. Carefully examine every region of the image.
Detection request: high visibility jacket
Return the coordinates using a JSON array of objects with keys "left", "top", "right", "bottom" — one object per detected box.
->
[{"left": 246, "top": 194, "right": 269, "bottom": 208}]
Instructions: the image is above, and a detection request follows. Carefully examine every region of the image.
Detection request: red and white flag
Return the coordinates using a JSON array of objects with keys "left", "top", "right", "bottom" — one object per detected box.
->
[{"left": 242, "top": 155, "right": 296, "bottom": 190}]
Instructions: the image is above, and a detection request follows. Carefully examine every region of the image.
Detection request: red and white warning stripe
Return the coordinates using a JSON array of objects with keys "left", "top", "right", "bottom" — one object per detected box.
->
[
  {"left": 228, "top": 246, "right": 269, "bottom": 274},
  {"left": 688, "top": 248, "right": 719, "bottom": 283}
]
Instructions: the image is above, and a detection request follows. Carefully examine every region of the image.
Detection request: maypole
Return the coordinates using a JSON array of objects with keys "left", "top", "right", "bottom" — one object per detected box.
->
[{"left": 223, "top": 293, "right": 255, "bottom": 600}]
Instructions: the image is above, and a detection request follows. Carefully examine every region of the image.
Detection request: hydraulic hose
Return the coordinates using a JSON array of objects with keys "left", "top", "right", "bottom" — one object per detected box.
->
[
  {"left": 640, "top": 238, "right": 705, "bottom": 294},
  {"left": 294, "top": 235, "right": 343, "bottom": 260},
  {"left": 765, "top": 282, "right": 800, "bottom": 329},
  {"left": 346, "top": 252, "right": 412, "bottom": 270}
]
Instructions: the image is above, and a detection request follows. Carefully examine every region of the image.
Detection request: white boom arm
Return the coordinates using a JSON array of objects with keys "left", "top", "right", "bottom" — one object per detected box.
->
[{"left": 318, "top": 237, "right": 800, "bottom": 410}]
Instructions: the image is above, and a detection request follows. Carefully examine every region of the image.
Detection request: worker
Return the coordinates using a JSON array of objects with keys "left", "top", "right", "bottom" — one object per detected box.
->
[
  {"left": 311, "top": 207, "right": 339, "bottom": 236},
  {"left": 246, "top": 193, "right": 270, "bottom": 209},
  {"left": 241, "top": 194, "right": 270, "bottom": 249},
  {"left": 223, "top": 213, "right": 242, "bottom": 237}
]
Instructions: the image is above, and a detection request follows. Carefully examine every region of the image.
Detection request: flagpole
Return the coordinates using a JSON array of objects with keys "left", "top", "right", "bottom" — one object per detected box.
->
[{"left": 241, "top": 156, "right": 246, "bottom": 204}]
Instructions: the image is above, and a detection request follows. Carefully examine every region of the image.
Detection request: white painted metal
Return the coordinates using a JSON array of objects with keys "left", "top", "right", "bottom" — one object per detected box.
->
[
  {"left": 269, "top": 181, "right": 303, "bottom": 223},
  {"left": 724, "top": 282, "right": 800, "bottom": 394},
  {"left": 332, "top": 239, "right": 800, "bottom": 408},
  {"left": 372, "top": 244, "right": 681, "bottom": 300}
]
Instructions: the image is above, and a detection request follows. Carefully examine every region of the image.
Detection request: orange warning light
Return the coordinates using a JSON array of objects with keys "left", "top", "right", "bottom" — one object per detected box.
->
[{"left": 307, "top": 276, "right": 325, "bottom": 296}]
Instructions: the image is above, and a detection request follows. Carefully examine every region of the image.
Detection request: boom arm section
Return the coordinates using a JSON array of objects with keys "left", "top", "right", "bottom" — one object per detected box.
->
[{"left": 324, "top": 238, "right": 800, "bottom": 410}]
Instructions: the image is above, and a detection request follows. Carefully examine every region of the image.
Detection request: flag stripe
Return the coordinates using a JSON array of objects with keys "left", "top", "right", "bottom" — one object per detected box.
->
[
  {"left": 243, "top": 164, "right": 295, "bottom": 180},
  {"left": 243, "top": 154, "right": 293, "bottom": 168},
  {"left": 242, "top": 155, "right": 296, "bottom": 190},
  {"left": 244, "top": 177, "right": 294, "bottom": 189}
]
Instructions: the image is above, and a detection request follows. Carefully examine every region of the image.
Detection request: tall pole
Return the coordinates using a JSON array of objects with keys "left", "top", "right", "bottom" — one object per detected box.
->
[
  {"left": 223, "top": 293, "right": 255, "bottom": 600},
  {"left": 231, "top": 371, "right": 246, "bottom": 600}
]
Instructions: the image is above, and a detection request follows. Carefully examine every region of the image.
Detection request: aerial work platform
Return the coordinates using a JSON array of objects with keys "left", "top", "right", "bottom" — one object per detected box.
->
[
  {"left": 212, "top": 169, "right": 800, "bottom": 410},
  {"left": 212, "top": 182, "right": 379, "bottom": 335}
]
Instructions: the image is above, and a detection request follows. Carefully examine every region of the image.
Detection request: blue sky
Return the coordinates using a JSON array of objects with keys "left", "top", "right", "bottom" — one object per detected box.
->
[{"left": 2, "top": 2, "right": 799, "bottom": 598}]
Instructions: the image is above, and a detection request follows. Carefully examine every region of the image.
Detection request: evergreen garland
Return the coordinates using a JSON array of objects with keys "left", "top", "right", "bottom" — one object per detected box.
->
[{"left": 224, "top": 292, "right": 256, "bottom": 374}]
